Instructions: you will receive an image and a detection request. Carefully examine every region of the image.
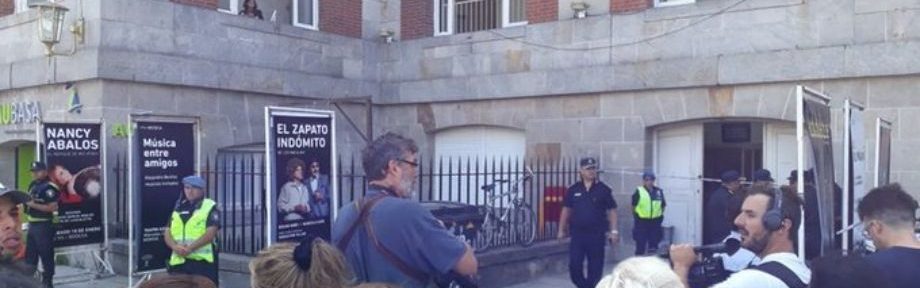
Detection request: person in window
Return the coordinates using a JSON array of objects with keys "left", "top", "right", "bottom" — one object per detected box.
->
[{"left": 239, "top": 0, "right": 263, "bottom": 20}]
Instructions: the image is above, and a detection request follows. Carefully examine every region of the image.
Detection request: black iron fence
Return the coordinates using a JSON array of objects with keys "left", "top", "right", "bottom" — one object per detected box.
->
[{"left": 111, "top": 153, "right": 584, "bottom": 256}]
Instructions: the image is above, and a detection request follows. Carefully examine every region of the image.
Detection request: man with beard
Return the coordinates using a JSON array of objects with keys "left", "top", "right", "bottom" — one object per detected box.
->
[
  {"left": 670, "top": 184, "right": 810, "bottom": 288},
  {"left": 306, "top": 159, "right": 331, "bottom": 219},
  {"left": 0, "top": 183, "right": 29, "bottom": 262},
  {"left": 332, "top": 133, "right": 478, "bottom": 287}
]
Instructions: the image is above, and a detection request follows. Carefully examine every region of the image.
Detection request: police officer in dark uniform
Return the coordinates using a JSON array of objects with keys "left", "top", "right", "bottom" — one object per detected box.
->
[
  {"left": 632, "top": 171, "right": 665, "bottom": 255},
  {"left": 164, "top": 175, "right": 220, "bottom": 286},
  {"left": 557, "top": 157, "right": 618, "bottom": 288},
  {"left": 25, "top": 162, "right": 59, "bottom": 288},
  {"left": 704, "top": 170, "right": 742, "bottom": 244}
]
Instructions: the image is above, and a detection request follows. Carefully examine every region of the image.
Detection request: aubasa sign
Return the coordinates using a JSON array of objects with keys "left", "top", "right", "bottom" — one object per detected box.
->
[{"left": 0, "top": 101, "right": 42, "bottom": 125}]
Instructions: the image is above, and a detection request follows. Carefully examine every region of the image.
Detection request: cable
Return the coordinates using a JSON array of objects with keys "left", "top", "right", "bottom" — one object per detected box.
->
[{"left": 485, "top": 0, "right": 752, "bottom": 52}]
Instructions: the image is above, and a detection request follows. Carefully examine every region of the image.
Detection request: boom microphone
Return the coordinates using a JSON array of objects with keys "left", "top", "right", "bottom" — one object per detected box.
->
[{"left": 658, "top": 238, "right": 741, "bottom": 258}]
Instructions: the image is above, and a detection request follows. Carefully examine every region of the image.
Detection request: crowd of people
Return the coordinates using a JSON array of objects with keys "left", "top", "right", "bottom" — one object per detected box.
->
[{"left": 1, "top": 131, "right": 918, "bottom": 288}]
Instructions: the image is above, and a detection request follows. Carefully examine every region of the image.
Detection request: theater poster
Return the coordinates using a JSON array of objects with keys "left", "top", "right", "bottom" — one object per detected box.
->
[
  {"left": 41, "top": 122, "right": 105, "bottom": 248},
  {"left": 265, "top": 107, "right": 336, "bottom": 244},
  {"left": 133, "top": 121, "right": 196, "bottom": 272},
  {"left": 802, "top": 90, "right": 835, "bottom": 256}
]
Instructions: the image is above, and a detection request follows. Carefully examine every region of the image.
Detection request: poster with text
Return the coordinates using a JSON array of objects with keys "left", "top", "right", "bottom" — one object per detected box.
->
[
  {"left": 135, "top": 121, "right": 195, "bottom": 272},
  {"left": 876, "top": 121, "right": 892, "bottom": 187},
  {"left": 42, "top": 123, "right": 104, "bottom": 248},
  {"left": 267, "top": 108, "right": 334, "bottom": 244},
  {"left": 849, "top": 108, "right": 867, "bottom": 244},
  {"left": 803, "top": 97, "right": 835, "bottom": 256}
]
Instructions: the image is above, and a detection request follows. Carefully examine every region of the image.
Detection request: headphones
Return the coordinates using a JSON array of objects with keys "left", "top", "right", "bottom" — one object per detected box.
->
[{"left": 762, "top": 187, "right": 785, "bottom": 231}]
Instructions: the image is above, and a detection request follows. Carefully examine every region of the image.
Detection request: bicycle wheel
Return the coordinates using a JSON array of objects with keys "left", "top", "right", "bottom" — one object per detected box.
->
[
  {"left": 474, "top": 214, "right": 496, "bottom": 252},
  {"left": 513, "top": 204, "right": 537, "bottom": 247}
]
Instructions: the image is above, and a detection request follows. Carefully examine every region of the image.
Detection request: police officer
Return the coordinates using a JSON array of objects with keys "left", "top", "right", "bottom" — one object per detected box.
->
[
  {"left": 24, "top": 162, "right": 59, "bottom": 288},
  {"left": 704, "top": 170, "right": 742, "bottom": 244},
  {"left": 632, "top": 171, "right": 665, "bottom": 255},
  {"left": 557, "top": 157, "right": 618, "bottom": 288},
  {"left": 164, "top": 175, "right": 220, "bottom": 285}
]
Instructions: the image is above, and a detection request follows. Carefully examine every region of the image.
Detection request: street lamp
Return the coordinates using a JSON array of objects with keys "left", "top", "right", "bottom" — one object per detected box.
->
[{"left": 30, "top": 1, "right": 84, "bottom": 56}]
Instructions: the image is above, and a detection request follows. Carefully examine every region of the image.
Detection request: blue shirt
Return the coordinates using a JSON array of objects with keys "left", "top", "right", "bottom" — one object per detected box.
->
[
  {"left": 865, "top": 246, "right": 920, "bottom": 288},
  {"left": 331, "top": 187, "right": 467, "bottom": 287},
  {"left": 564, "top": 181, "right": 617, "bottom": 234}
]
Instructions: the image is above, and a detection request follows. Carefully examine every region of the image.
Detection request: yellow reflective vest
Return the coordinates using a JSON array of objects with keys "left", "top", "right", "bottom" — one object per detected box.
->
[
  {"left": 634, "top": 186, "right": 663, "bottom": 219},
  {"left": 169, "top": 198, "right": 216, "bottom": 266}
]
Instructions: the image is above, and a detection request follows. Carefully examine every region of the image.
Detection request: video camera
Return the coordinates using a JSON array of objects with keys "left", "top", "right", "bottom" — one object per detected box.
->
[{"left": 659, "top": 238, "right": 741, "bottom": 288}]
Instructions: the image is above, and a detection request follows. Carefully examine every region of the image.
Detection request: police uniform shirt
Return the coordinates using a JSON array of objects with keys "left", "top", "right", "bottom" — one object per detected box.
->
[
  {"left": 564, "top": 181, "right": 617, "bottom": 234},
  {"left": 175, "top": 198, "right": 220, "bottom": 229},
  {"left": 27, "top": 179, "right": 59, "bottom": 220}
]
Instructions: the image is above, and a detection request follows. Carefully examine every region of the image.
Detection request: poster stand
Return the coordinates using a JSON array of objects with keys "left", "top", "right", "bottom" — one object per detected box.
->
[
  {"left": 795, "top": 85, "right": 832, "bottom": 258},
  {"left": 36, "top": 121, "right": 115, "bottom": 285},
  {"left": 127, "top": 114, "right": 201, "bottom": 288}
]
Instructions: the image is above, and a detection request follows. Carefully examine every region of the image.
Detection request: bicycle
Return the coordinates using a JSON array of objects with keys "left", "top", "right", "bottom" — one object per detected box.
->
[{"left": 473, "top": 167, "right": 537, "bottom": 252}]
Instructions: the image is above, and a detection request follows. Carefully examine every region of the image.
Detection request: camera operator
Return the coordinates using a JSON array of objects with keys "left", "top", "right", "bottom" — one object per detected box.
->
[{"left": 670, "top": 184, "right": 810, "bottom": 288}]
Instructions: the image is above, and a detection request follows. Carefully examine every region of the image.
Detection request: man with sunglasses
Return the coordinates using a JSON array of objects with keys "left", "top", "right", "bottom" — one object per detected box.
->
[
  {"left": 557, "top": 157, "right": 618, "bottom": 288},
  {"left": 857, "top": 183, "right": 920, "bottom": 288},
  {"left": 332, "top": 133, "right": 477, "bottom": 288}
]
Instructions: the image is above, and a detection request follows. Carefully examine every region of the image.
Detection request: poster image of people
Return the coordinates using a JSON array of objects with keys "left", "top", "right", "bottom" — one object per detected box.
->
[
  {"left": 42, "top": 122, "right": 105, "bottom": 248},
  {"left": 267, "top": 108, "right": 335, "bottom": 243}
]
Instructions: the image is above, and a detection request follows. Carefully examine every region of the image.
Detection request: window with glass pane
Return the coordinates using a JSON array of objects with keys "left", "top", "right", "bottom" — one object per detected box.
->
[
  {"left": 508, "top": 0, "right": 525, "bottom": 24},
  {"left": 295, "top": 0, "right": 316, "bottom": 28},
  {"left": 219, "top": 0, "right": 233, "bottom": 11}
]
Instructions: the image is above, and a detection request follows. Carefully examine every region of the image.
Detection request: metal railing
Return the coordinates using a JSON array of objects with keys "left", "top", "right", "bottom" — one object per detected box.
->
[
  {"left": 111, "top": 154, "right": 584, "bottom": 255},
  {"left": 438, "top": 0, "right": 526, "bottom": 35}
]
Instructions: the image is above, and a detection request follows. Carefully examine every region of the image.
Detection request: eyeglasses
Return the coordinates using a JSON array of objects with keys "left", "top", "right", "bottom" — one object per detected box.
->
[{"left": 397, "top": 158, "right": 419, "bottom": 167}]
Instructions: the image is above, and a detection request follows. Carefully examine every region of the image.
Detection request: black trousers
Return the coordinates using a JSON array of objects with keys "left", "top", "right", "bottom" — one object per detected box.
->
[
  {"left": 569, "top": 232, "right": 605, "bottom": 288},
  {"left": 633, "top": 218, "right": 663, "bottom": 255},
  {"left": 26, "top": 221, "right": 56, "bottom": 287}
]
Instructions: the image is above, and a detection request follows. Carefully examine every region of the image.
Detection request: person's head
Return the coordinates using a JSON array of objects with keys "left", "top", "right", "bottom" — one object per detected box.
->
[
  {"left": 362, "top": 132, "right": 419, "bottom": 198},
  {"left": 30, "top": 161, "right": 47, "bottom": 181},
  {"left": 308, "top": 159, "right": 321, "bottom": 178},
  {"left": 0, "top": 185, "right": 27, "bottom": 259},
  {"left": 243, "top": 0, "right": 258, "bottom": 9},
  {"left": 182, "top": 176, "right": 206, "bottom": 201},
  {"left": 596, "top": 256, "right": 682, "bottom": 288},
  {"left": 579, "top": 157, "right": 598, "bottom": 182},
  {"left": 857, "top": 183, "right": 919, "bottom": 249},
  {"left": 642, "top": 171, "right": 656, "bottom": 188},
  {"left": 786, "top": 169, "right": 815, "bottom": 187},
  {"left": 809, "top": 252, "right": 891, "bottom": 288},
  {"left": 138, "top": 274, "right": 216, "bottom": 288},
  {"left": 249, "top": 236, "right": 351, "bottom": 288},
  {"left": 733, "top": 183, "right": 802, "bottom": 256},
  {"left": 48, "top": 164, "right": 73, "bottom": 186},
  {"left": 752, "top": 169, "right": 773, "bottom": 184},
  {"left": 721, "top": 170, "right": 741, "bottom": 192},
  {"left": 286, "top": 158, "right": 306, "bottom": 181}
]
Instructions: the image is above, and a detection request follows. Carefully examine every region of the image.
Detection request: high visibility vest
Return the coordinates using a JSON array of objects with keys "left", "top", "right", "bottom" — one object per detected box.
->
[
  {"left": 169, "top": 198, "right": 216, "bottom": 266},
  {"left": 634, "top": 186, "right": 663, "bottom": 219}
]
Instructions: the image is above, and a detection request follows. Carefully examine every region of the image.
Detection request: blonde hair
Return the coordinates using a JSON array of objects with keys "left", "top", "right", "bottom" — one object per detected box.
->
[
  {"left": 596, "top": 257, "right": 683, "bottom": 288},
  {"left": 249, "top": 239, "right": 352, "bottom": 288},
  {"left": 138, "top": 274, "right": 215, "bottom": 288}
]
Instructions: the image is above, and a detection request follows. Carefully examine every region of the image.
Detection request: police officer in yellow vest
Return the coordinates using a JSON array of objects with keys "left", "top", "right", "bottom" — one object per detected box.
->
[
  {"left": 631, "top": 171, "right": 665, "bottom": 255},
  {"left": 164, "top": 175, "right": 220, "bottom": 285}
]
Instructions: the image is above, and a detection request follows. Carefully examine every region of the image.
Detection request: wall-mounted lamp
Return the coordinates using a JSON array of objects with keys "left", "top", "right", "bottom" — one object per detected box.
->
[
  {"left": 571, "top": 2, "right": 590, "bottom": 19},
  {"left": 379, "top": 29, "right": 395, "bottom": 44},
  {"left": 31, "top": 1, "right": 84, "bottom": 57}
]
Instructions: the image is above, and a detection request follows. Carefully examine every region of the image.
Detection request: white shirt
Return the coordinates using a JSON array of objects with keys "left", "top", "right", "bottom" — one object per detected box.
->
[
  {"left": 717, "top": 231, "right": 761, "bottom": 272},
  {"left": 711, "top": 252, "right": 810, "bottom": 288}
]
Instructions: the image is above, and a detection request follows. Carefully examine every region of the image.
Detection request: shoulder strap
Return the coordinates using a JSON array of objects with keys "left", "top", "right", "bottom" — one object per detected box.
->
[
  {"left": 749, "top": 261, "right": 807, "bottom": 288},
  {"left": 335, "top": 194, "right": 387, "bottom": 251},
  {"left": 335, "top": 194, "right": 431, "bottom": 283}
]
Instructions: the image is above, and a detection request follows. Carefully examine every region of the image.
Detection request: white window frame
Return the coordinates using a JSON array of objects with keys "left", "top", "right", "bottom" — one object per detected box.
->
[
  {"left": 654, "top": 0, "right": 696, "bottom": 8},
  {"left": 15, "top": 0, "right": 36, "bottom": 13},
  {"left": 292, "top": 0, "right": 319, "bottom": 30},
  {"left": 218, "top": 0, "right": 240, "bottom": 15},
  {"left": 502, "top": 0, "right": 527, "bottom": 28},
  {"left": 434, "top": 0, "right": 527, "bottom": 36}
]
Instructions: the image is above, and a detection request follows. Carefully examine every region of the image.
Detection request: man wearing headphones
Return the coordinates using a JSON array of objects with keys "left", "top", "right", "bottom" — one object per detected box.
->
[{"left": 669, "top": 184, "right": 810, "bottom": 288}]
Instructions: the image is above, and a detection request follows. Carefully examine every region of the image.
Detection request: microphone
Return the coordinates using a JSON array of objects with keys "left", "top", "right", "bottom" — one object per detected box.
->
[{"left": 658, "top": 238, "right": 741, "bottom": 258}]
